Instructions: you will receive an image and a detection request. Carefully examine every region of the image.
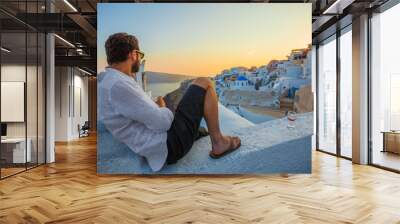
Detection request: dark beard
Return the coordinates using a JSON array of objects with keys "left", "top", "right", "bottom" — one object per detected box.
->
[{"left": 131, "top": 61, "right": 140, "bottom": 73}]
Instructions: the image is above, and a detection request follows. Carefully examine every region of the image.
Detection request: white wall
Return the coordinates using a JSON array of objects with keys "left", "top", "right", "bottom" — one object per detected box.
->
[
  {"left": 54, "top": 67, "right": 89, "bottom": 141},
  {"left": 1, "top": 82, "right": 25, "bottom": 122},
  {"left": 71, "top": 73, "right": 89, "bottom": 138},
  {"left": 1, "top": 65, "right": 35, "bottom": 137},
  {"left": 55, "top": 67, "right": 69, "bottom": 141}
]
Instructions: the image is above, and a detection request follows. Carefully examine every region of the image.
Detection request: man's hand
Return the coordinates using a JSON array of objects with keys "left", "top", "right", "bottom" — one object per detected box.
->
[{"left": 155, "top": 96, "right": 166, "bottom": 108}]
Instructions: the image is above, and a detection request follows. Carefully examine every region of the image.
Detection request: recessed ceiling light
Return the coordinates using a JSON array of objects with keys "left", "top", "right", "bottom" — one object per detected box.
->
[
  {"left": 54, "top": 34, "right": 75, "bottom": 48},
  {"left": 63, "top": 0, "right": 78, "bottom": 12},
  {"left": 323, "top": 0, "right": 354, "bottom": 15},
  {"left": 78, "top": 67, "right": 93, "bottom": 76},
  {"left": 1, "top": 47, "right": 11, "bottom": 53}
]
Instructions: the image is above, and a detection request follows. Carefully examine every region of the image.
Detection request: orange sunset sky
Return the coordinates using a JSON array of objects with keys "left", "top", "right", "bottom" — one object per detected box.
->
[{"left": 98, "top": 3, "right": 311, "bottom": 76}]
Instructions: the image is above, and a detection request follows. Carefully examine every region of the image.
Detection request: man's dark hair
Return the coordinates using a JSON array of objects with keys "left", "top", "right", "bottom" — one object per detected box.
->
[{"left": 105, "top": 33, "right": 139, "bottom": 65}]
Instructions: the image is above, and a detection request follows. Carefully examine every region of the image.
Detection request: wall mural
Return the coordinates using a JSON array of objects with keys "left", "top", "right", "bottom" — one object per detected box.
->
[{"left": 97, "top": 3, "right": 313, "bottom": 174}]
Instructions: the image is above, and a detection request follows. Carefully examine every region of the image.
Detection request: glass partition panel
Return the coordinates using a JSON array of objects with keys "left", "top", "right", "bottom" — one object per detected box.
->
[
  {"left": 1, "top": 31, "right": 27, "bottom": 177},
  {"left": 0, "top": 1, "right": 46, "bottom": 179},
  {"left": 371, "top": 3, "right": 400, "bottom": 171},
  {"left": 317, "top": 36, "right": 337, "bottom": 154},
  {"left": 339, "top": 28, "right": 352, "bottom": 158},
  {"left": 27, "top": 31, "right": 38, "bottom": 169}
]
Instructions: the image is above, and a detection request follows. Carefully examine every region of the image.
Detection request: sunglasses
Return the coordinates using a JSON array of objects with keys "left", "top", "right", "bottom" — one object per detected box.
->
[{"left": 133, "top": 50, "right": 145, "bottom": 60}]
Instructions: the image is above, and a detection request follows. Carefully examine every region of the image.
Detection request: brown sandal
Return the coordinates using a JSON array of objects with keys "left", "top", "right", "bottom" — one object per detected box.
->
[{"left": 209, "top": 136, "right": 241, "bottom": 159}]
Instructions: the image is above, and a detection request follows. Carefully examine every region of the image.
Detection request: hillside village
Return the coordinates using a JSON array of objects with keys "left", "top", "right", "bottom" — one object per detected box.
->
[{"left": 213, "top": 45, "right": 313, "bottom": 118}]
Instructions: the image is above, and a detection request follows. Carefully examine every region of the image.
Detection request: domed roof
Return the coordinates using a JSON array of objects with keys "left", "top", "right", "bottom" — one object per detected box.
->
[{"left": 237, "top": 76, "right": 248, "bottom": 81}]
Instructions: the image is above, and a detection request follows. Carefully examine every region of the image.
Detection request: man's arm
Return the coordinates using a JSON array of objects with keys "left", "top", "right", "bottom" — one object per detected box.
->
[{"left": 110, "top": 82, "right": 173, "bottom": 131}]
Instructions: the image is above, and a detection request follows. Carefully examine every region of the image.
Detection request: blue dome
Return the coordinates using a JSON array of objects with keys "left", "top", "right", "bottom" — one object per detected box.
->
[{"left": 237, "top": 76, "right": 248, "bottom": 81}]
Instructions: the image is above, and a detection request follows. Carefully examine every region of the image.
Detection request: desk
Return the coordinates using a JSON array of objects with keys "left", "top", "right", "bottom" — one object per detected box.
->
[
  {"left": 1, "top": 138, "right": 31, "bottom": 163},
  {"left": 382, "top": 131, "right": 400, "bottom": 154}
]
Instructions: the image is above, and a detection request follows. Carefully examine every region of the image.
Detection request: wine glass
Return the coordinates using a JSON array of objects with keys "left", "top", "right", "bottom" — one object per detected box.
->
[{"left": 287, "top": 111, "right": 297, "bottom": 128}]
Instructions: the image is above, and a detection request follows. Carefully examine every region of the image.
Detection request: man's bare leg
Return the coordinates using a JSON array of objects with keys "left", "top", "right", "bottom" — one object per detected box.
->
[{"left": 191, "top": 77, "right": 241, "bottom": 155}]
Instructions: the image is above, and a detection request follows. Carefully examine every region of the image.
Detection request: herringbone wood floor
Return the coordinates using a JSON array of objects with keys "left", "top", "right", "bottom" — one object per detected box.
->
[{"left": 1, "top": 134, "right": 400, "bottom": 224}]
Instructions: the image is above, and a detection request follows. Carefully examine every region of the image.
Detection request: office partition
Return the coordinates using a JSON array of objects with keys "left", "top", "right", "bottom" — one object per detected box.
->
[{"left": 0, "top": 1, "right": 47, "bottom": 179}]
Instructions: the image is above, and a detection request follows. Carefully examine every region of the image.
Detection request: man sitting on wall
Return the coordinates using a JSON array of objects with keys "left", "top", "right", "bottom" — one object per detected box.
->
[{"left": 98, "top": 33, "right": 241, "bottom": 171}]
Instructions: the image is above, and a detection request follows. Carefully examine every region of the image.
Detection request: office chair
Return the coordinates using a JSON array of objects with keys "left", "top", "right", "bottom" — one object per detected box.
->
[{"left": 78, "top": 121, "right": 90, "bottom": 138}]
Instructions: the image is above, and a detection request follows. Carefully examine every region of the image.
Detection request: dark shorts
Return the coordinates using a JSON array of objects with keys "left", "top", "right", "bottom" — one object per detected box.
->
[{"left": 166, "top": 84, "right": 207, "bottom": 164}]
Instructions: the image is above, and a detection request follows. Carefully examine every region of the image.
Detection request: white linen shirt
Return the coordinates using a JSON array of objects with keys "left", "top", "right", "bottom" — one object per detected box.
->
[{"left": 98, "top": 68, "right": 174, "bottom": 171}]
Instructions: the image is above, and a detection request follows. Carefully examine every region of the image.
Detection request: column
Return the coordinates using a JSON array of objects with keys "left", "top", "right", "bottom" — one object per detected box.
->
[{"left": 352, "top": 14, "right": 369, "bottom": 164}]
